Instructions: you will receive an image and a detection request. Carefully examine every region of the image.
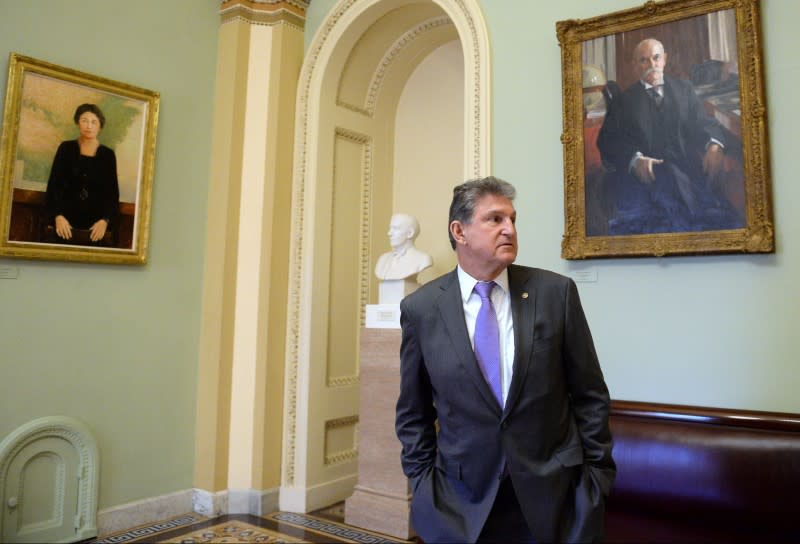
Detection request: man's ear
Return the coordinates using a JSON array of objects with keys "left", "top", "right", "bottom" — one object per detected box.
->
[{"left": 450, "top": 220, "right": 465, "bottom": 244}]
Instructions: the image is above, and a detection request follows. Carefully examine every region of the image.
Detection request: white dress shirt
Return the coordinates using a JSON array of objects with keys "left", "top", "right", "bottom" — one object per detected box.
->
[{"left": 457, "top": 266, "right": 515, "bottom": 406}]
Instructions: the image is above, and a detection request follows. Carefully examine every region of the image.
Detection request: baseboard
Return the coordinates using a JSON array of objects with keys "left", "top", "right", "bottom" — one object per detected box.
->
[
  {"left": 227, "top": 487, "right": 280, "bottom": 515},
  {"left": 98, "top": 485, "right": 297, "bottom": 535},
  {"left": 97, "top": 489, "right": 193, "bottom": 537},
  {"left": 192, "top": 488, "right": 229, "bottom": 517},
  {"left": 279, "top": 473, "right": 357, "bottom": 512}
]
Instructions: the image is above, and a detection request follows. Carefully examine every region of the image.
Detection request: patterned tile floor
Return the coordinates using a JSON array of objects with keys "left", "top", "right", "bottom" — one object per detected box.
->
[{"left": 89, "top": 503, "right": 413, "bottom": 544}]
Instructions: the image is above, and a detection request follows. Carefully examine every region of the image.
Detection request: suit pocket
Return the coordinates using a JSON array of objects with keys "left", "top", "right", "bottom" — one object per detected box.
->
[
  {"left": 554, "top": 445, "right": 584, "bottom": 467},
  {"left": 410, "top": 464, "right": 434, "bottom": 493}
]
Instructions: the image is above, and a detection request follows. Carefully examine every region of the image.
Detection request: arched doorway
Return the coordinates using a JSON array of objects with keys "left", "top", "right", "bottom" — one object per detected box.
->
[{"left": 281, "top": 0, "right": 491, "bottom": 511}]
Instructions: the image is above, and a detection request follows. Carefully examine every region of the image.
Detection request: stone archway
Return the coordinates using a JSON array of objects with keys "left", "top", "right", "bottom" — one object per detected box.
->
[{"left": 280, "top": 0, "right": 491, "bottom": 512}]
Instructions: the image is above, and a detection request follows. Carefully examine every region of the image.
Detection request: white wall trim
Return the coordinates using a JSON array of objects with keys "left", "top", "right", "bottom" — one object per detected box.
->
[
  {"left": 228, "top": 487, "right": 280, "bottom": 515},
  {"left": 98, "top": 487, "right": 281, "bottom": 536},
  {"left": 280, "top": 473, "right": 357, "bottom": 513},
  {"left": 97, "top": 489, "right": 193, "bottom": 537}
]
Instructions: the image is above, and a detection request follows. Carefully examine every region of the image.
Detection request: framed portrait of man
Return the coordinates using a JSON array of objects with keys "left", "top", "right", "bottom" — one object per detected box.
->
[
  {"left": 557, "top": 0, "right": 773, "bottom": 259},
  {"left": 0, "top": 53, "right": 159, "bottom": 264}
]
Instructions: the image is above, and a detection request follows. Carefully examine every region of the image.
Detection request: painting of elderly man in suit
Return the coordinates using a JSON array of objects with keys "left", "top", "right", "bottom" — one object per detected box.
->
[{"left": 582, "top": 9, "right": 746, "bottom": 236}]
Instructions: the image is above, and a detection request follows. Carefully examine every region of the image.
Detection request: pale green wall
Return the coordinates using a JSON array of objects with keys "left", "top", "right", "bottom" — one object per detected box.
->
[
  {"left": 0, "top": 0, "right": 218, "bottom": 508},
  {"left": 307, "top": 0, "right": 799, "bottom": 413}
]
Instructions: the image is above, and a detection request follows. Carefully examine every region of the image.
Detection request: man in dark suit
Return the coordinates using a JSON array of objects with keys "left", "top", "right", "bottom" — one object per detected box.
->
[
  {"left": 596, "top": 38, "right": 743, "bottom": 235},
  {"left": 395, "top": 177, "right": 615, "bottom": 543}
]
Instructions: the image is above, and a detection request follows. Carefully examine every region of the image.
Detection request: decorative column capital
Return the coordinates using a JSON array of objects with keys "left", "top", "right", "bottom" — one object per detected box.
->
[{"left": 220, "top": 0, "right": 309, "bottom": 27}]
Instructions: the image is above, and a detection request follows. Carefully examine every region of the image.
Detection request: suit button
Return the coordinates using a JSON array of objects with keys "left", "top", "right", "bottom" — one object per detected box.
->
[{"left": 500, "top": 421, "right": 509, "bottom": 430}]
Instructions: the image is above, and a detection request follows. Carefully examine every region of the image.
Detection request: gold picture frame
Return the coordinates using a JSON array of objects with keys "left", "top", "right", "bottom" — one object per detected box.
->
[
  {"left": 557, "top": 0, "right": 773, "bottom": 259},
  {"left": 0, "top": 53, "right": 159, "bottom": 264}
]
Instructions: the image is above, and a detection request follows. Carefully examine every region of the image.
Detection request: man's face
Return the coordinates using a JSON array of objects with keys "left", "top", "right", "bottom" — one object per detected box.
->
[
  {"left": 456, "top": 194, "right": 518, "bottom": 275},
  {"left": 388, "top": 215, "right": 412, "bottom": 248},
  {"left": 634, "top": 40, "right": 666, "bottom": 86}
]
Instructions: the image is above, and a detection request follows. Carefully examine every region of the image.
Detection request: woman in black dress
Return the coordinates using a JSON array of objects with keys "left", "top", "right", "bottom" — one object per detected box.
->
[{"left": 45, "top": 103, "right": 120, "bottom": 245}]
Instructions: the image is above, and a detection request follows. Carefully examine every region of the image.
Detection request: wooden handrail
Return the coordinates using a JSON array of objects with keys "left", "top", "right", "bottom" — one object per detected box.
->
[{"left": 611, "top": 399, "right": 800, "bottom": 432}]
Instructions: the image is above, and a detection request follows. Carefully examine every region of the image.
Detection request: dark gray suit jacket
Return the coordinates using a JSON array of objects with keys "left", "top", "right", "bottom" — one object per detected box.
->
[
  {"left": 395, "top": 264, "right": 615, "bottom": 543},
  {"left": 597, "top": 76, "right": 724, "bottom": 180}
]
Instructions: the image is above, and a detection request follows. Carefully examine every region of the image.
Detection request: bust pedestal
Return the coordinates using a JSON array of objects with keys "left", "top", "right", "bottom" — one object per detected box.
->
[
  {"left": 365, "top": 279, "right": 417, "bottom": 328},
  {"left": 344, "top": 327, "right": 414, "bottom": 539},
  {"left": 378, "top": 278, "right": 418, "bottom": 304}
]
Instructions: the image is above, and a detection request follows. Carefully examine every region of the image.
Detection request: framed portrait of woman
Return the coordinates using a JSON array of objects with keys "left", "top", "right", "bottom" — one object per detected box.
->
[
  {"left": 557, "top": 0, "right": 773, "bottom": 259},
  {"left": 0, "top": 53, "right": 159, "bottom": 264}
]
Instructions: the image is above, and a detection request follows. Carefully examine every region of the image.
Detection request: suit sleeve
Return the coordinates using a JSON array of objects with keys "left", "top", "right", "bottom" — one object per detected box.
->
[
  {"left": 395, "top": 299, "right": 438, "bottom": 484},
  {"left": 684, "top": 79, "right": 725, "bottom": 151},
  {"left": 562, "top": 279, "right": 616, "bottom": 496},
  {"left": 596, "top": 91, "right": 638, "bottom": 174}
]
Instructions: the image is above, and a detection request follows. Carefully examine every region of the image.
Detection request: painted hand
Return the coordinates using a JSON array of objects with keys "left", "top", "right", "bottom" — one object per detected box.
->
[
  {"left": 703, "top": 143, "right": 724, "bottom": 179},
  {"left": 89, "top": 219, "right": 108, "bottom": 242},
  {"left": 55, "top": 215, "right": 72, "bottom": 240},
  {"left": 633, "top": 155, "right": 664, "bottom": 184}
]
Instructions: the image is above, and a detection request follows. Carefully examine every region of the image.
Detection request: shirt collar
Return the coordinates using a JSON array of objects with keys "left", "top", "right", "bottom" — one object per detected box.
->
[
  {"left": 457, "top": 265, "right": 510, "bottom": 303},
  {"left": 640, "top": 80, "right": 664, "bottom": 90}
]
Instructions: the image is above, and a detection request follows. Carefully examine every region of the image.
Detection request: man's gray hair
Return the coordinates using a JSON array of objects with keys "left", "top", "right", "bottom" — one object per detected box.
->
[
  {"left": 448, "top": 176, "right": 516, "bottom": 249},
  {"left": 633, "top": 38, "right": 665, "bottom": 61}
]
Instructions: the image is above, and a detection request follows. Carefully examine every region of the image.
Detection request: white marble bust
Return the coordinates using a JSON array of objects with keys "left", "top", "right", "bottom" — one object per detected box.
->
[{"left": 374, "top": 213, "right": 433, "bottom": 281}]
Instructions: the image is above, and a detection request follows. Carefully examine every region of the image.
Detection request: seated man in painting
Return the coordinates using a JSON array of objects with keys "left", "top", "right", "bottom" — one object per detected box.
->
[{"left": 596, "top": 38, "right": 743, "bottom": 235}]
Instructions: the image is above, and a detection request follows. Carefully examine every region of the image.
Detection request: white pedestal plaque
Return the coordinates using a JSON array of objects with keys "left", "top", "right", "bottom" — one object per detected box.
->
[
  {"left": 365, "top": 304, "right": 400, "bottom": 329},
  {"left": 366, "top": 278, "right": 419, "bottom": 329}
]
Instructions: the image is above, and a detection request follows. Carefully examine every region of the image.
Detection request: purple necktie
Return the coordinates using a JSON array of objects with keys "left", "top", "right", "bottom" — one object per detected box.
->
[{"left": 474, "top": 281, "right": 502, "bottom": 407}]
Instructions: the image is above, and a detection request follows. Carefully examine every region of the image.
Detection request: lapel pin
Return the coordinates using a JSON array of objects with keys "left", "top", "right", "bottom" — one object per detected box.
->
[{"left": 522, "top": 292, "right": 529, "bottom": 299}]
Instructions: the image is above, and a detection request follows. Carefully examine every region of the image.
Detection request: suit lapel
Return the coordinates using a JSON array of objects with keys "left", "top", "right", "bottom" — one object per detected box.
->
[
  {"left": 435, "top": 269, "right": 503, "bottom": 416},
  {"left": 504, "top": 265, "right": 536, "bottom": 417}
]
